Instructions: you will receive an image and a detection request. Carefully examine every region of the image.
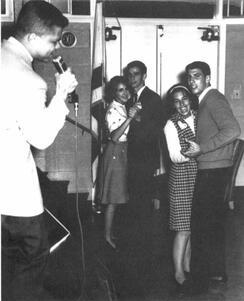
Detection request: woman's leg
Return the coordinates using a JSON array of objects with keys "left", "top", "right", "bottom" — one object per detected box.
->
[
  {"left": 104, "top": 204, "right": 117, "bottom": 248},
  {"left": 184, "top": 235, "right": 191, "bottom": 273},
  {"left": 173, "top": 230, "right": 191, "bottom": 284}
]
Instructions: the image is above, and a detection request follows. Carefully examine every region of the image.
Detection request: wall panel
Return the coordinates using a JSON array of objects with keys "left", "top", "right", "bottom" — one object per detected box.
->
[
  {"left": 34, "top": 23, "right": 92, "bottom": 194},
  {"left": 225, "top": 24, "right": 244, "bottom": 186}
]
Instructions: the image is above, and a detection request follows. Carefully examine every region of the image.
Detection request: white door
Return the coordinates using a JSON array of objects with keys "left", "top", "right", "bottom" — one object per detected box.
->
[
  {"left": 105, "top": 19, "right": 158, "bottom": 90},
  {"left": 156, "top": 24, "right": 219, "bottom": 99}
]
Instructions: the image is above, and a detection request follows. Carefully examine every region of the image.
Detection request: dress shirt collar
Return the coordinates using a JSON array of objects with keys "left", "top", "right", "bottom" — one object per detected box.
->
[
  {"left": 136, "top": 85, "right": 146, "bottom": 100},
  {"left": 112, "top": 99, "right": 126, "bottom": 110},
  {"left": 8, "top": 37, "right": 33, "bottom": 64},
  {"left": 198, "top": 86, "right": 212, "bottom": 104}
]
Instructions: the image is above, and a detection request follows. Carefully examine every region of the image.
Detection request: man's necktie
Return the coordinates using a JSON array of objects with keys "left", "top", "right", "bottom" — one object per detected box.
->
[
  {"left": 193, "top": 95, "right": 199, "bottom": 110},
  {"left": 133, "top": 93, "right": 138, "bottom": 105}
]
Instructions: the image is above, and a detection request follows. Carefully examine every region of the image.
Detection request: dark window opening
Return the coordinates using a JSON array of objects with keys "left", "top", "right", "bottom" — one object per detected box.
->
[
  {"left": 1, "top": 0, "right": 6, "bottom": 14},
  {"left": 103, "top": 1, "right": 215, "bottom": 19},
  {"left": 72, "top": 0, "right": 90, "bottom": 15},
  {"left": 49, "top": 0, "right": 90, "bottom": 16},
  {"left": 223, "top": 4, "right": 242, "bottom": 17}
]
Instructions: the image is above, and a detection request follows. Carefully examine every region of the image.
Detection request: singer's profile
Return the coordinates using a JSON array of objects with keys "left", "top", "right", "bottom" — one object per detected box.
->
[{"left": 0, "top": 1, "right": 78, "bottom": 300}]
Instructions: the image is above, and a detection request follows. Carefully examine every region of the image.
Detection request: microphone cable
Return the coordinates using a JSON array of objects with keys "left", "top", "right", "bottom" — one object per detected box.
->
[
  {"left": 52, "top": 56, "right": 87, "bottom": 299},
  {"left": 73, "top": 102, "right": 87, "bottom": 301}
]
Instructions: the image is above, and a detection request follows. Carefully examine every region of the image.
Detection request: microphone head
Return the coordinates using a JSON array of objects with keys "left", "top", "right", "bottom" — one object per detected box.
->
[{"left": 52, "top": 56, "right": 67, "bottom": 74}]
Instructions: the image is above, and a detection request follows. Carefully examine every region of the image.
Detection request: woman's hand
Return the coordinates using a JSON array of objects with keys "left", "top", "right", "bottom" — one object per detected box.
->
[
  {"left": 128, "top": 105, "right": 140, "bottom": 119},
  {"left": 182, "top": 139, "right": 202, "bottom": 157},
  {"left": 128, "top": 103, "right": 142, "bottom": 121}
]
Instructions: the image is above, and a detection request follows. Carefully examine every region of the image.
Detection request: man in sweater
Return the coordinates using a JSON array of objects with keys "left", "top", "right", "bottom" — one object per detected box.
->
[
  {"left": 183, "top": 61, "right": 241, "bottom": 293},
  {"left": 1, "top": 1, "right": 77, "bottom": 300}
]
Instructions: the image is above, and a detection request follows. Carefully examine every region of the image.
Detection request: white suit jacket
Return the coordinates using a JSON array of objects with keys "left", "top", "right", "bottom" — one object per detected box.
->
[{"left": 0, "top": 37, "right": 69, "bottom": 217}]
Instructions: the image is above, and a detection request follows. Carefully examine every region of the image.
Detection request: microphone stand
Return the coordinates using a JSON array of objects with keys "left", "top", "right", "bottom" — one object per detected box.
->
[
  {"left": 71, "top": 97, "right": 87, "bottom": 299},
  {"left": 52, "top": 56, "right": 86, "bottom": 298}
]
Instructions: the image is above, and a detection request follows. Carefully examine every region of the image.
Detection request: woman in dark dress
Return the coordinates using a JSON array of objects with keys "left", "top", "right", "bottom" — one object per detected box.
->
[
  {"left": 164, "top": 84, "right": 198, "bottom": 288},
  {"left": 98, "top": 76, "right": 140, "bottom": 249}
]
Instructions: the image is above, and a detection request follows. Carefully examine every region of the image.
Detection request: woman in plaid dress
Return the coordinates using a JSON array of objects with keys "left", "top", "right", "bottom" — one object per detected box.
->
[{"left": 164, "top": 85, "right": 198, "bottom": 288}]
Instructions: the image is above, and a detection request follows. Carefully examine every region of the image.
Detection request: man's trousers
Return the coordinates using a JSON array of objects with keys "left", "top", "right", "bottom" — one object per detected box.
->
[
  {"left": 2, "top": 213, "right": 49, "bottom": 301},
  {"left": 190, "top": 167, "right": 230, "bottom": 287}
]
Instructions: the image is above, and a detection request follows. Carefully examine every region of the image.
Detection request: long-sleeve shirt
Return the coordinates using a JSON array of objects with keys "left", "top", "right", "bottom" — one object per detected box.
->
[
  {"left": 0, "top": 37, "right": 69, "bottom": 216},
  {"left": 164, "top": 114, "right": 195, "bottom": 163}
]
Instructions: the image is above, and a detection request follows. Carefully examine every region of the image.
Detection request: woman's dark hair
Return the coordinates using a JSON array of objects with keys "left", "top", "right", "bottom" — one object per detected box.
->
[
  {"left": 166, "top": 84, "right": 196, "bottom": 117},
  {"left": 15, "top": 0, "right": 68, "bottom": 38},
  {"left": 105, "top": 76, "right": 129, "bottom": 103}
]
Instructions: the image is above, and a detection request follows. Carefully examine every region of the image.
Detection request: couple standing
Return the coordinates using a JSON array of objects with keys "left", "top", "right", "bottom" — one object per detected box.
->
[
  {"left": 98, "top": 60, "right": 163, "bottom": 251},
  {"left": 165, "top": 61, "right": 241, "bottom": 295}
]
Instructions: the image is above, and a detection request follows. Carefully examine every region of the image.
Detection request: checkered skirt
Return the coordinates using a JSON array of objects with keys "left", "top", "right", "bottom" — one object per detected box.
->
[{"left": 168, "top": 113, "right": 198, "bottom": 231}]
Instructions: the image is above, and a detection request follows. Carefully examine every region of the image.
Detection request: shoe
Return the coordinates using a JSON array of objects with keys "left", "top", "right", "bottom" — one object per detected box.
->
[
  {"left": 209, "top": 275, "right": 228, "bottom": 293},
  {"left": 105, "top": 240, "right": 119, "bottom": 252},
  {"left": 111, "top": 235, "right": 118, "bottom": 240},
  {"left": 174, "top": 279, "right": 192, "bottom": 297},
  {"left": 209, "top": 279, "right": 227, "bottom": 294},
  {"left": 184, "top": 271, "right": 191, "bottom": 280},
  {"left": 210, "top": 275, "right": 228, "bottom": 283}
]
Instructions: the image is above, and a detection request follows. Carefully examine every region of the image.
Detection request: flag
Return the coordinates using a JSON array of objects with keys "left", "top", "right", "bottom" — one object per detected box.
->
[{"left": 91, "top": 1, "right": 105, "bottom": 205}]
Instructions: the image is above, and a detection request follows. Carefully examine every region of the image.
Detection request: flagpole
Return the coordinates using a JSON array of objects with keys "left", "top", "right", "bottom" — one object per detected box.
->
[{"left": 91, "top": 1, "right": 105, "bottom": 208}]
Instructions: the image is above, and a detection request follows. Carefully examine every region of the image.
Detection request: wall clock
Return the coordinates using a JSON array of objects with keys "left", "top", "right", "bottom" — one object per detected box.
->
[{"left": 61, "top": 31, "right": 77, "bottom": 48}]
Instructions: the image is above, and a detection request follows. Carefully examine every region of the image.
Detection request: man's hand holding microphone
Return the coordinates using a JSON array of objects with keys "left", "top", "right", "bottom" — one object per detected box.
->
[
  {"left": 55, "top": 67, "right": 78, "bottom": 99},
  {"left": 53, "top": 56, "right": 78, "bottom": 103}
]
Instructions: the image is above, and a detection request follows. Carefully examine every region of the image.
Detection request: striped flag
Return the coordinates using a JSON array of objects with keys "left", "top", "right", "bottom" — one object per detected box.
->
[{"left": 91, "top": 1, "right": 105, "bottom": 205}]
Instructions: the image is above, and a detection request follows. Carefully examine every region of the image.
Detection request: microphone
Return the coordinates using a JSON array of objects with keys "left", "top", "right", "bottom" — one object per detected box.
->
[{"left": 52, "top": 56, "right": 78, "bottom": 104}]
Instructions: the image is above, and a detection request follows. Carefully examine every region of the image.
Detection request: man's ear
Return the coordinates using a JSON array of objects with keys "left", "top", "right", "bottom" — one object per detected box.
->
[
  {"left": 143, "top": 73, "right": 147, "bottom": 82},
  {"left": 27, "top": 33, "right": 38, "bottom": 42},
  {"left": 206, "top": 75, "right": 211, "bottom": 86}
]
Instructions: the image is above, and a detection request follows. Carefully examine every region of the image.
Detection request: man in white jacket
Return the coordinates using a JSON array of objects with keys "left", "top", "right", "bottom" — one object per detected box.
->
[{"left": 0, "top": 1, "right": 78, "bottom": 300}]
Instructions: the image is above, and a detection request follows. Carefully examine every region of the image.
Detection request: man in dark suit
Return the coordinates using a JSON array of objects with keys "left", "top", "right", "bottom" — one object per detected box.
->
[
  {"left": 125, "top": 60, "right": 164, "bottom": 220},
  {"left": 123, "top": 61, "right": 165, "bottom": 292}
]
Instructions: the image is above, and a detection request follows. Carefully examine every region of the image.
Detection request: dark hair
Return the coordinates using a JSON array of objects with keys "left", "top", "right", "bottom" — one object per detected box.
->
[
  {"left": 105, "top": 76, "right": 129, "bottom": 103},
  {"left": 125, "top": 60, "right": 147, "bottom": 75},
  {"left": 15, "top": 0, "right": 68, "bottom": 38},
  {"left": 166, "top": 84, "right": 195, "bottom": 116},
  {"left": 185, "top": 61, "right": 211, "bottom": 77}
]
